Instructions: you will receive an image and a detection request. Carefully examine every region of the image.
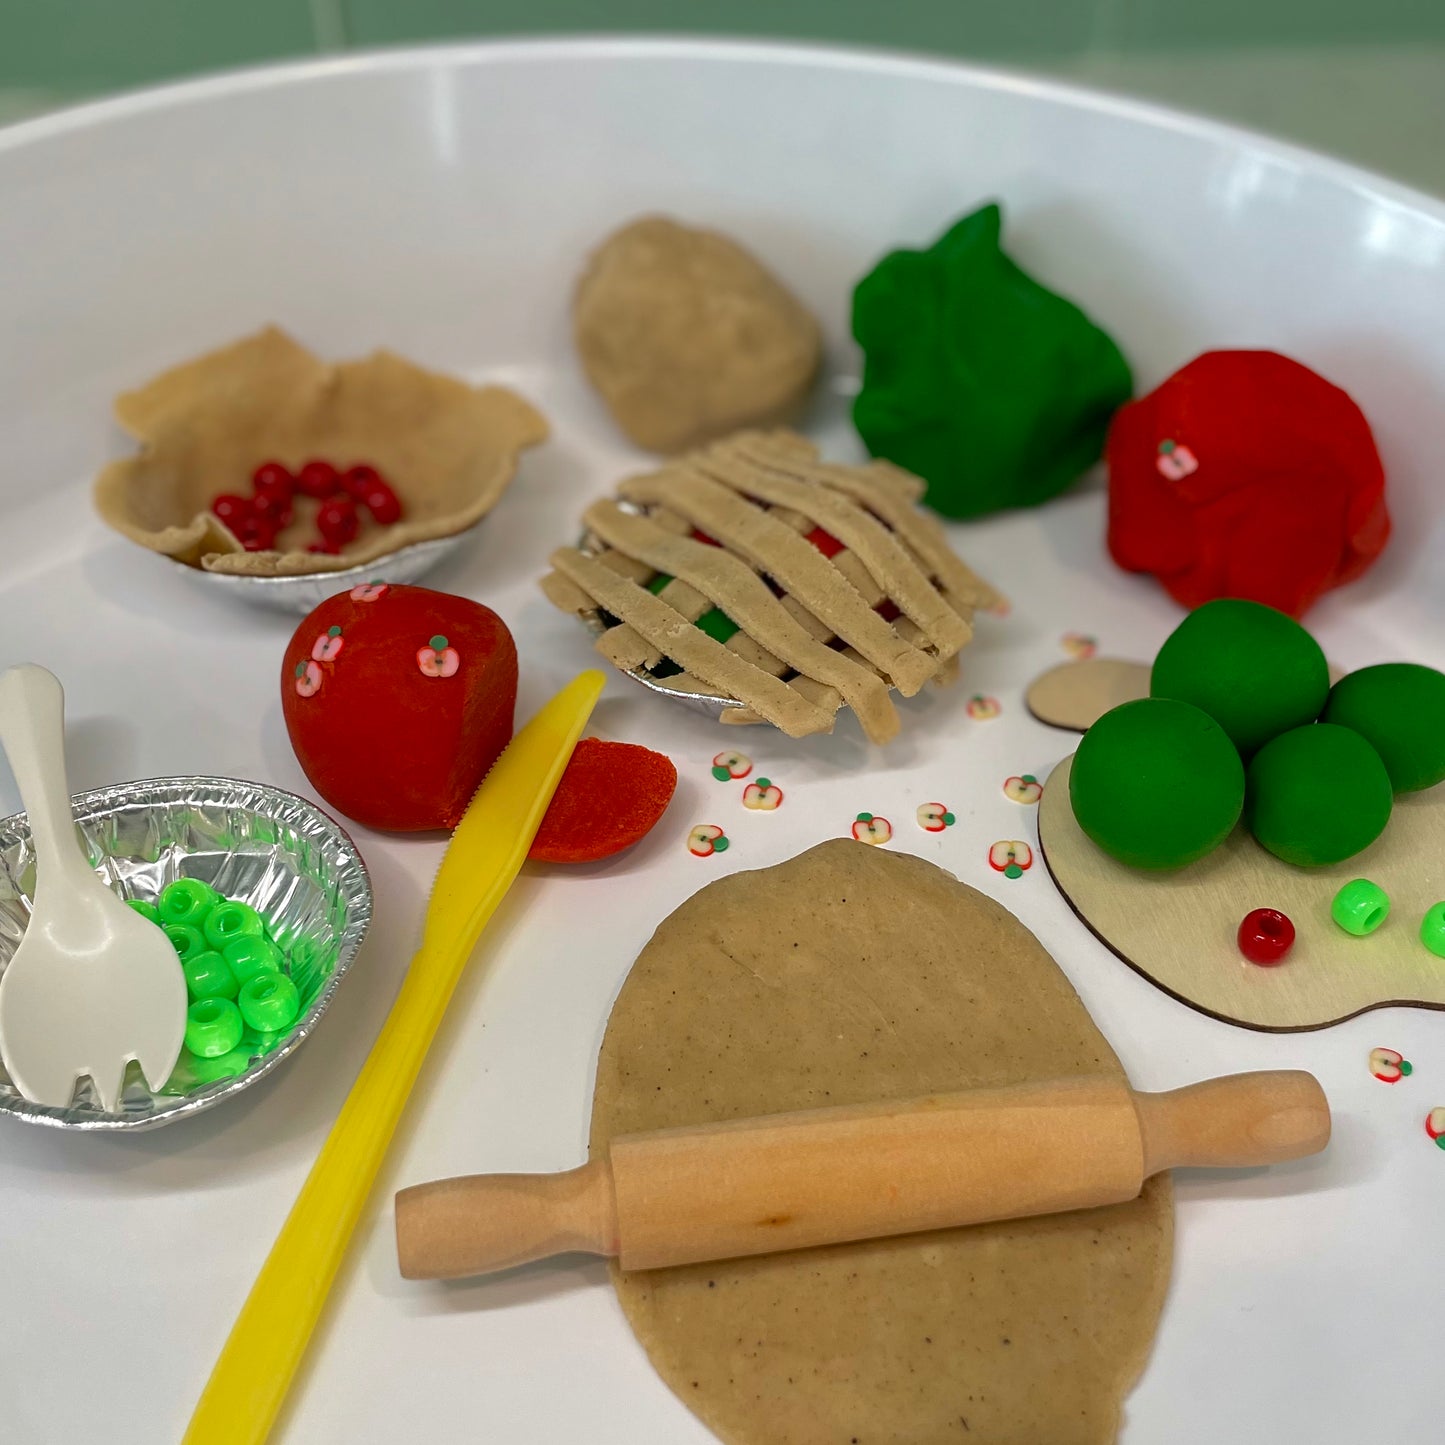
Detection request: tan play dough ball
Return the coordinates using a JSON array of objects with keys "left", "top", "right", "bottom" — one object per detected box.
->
[{"left": 573, "top": 216, "right": 822, "bottom": 453}]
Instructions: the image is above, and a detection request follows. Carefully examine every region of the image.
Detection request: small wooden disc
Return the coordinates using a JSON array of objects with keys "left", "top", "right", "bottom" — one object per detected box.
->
[
  {"left": 1025, "top": 658, "right": 1149, "bottom": 732},
  {"left": 1039, "top": 752, "right": 1445, "bottom": 1031},
  {"left": 1025, "top": 658, "right": 1346, "bottom": 734}
]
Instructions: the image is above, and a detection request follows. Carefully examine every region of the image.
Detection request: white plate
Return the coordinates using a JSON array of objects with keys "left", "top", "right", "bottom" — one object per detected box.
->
[{"left": 1, "top": 37, "right": 1443, "bottom": 1445}]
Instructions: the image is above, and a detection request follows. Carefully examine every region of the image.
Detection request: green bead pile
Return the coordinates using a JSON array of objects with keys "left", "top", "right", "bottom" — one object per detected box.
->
[
  {"left": 140, "top": 879, "right": 305, "bottom": 1089},
  {"left": 1072, "top": 597, "right": 1445, "bottom": 874}
]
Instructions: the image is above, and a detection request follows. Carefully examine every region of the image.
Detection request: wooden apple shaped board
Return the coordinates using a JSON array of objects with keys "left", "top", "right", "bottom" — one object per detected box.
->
[
  {"left": 590, "top": 841, "right": 1171, "bottom": 1445},
  {"left": 1024, "top": 654, "right": 1445, "bottom": 1030}
]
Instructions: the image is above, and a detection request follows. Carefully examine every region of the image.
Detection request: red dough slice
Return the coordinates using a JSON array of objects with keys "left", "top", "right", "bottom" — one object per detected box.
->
[
  {"left": 282, "top": 583, "right": 517, "bottom": 832},
  {"left": 1106, "top": 350, "right": 1389, "bottom": 619},
  {"left": 529, "top": 738, "right": 678, "bottom": 863}
]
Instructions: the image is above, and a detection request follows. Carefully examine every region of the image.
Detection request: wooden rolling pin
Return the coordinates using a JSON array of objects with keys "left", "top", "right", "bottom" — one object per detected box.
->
[{"left": 395, "top": 1070, "right": 1328, "bottom": 1280}]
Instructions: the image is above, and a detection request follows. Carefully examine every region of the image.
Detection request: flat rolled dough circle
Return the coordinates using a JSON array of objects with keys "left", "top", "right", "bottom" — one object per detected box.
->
[
  {"left": 1025, "top": 658, "right": 1150, "bottom": 731},
  {"left": 1024, "top": 658, "right": 1346, "bottom": 734},
  {"left": 589, "top": 840, "right": 1172, "bottom": 1445},
  {"left": 1040, "top": 752, "right": 1445, "bottom": 1030}
]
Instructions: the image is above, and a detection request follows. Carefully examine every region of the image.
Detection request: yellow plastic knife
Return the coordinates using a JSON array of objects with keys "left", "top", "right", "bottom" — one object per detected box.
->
[{"left": 182, "top": 669, "right": 606, "bottom": 1445}]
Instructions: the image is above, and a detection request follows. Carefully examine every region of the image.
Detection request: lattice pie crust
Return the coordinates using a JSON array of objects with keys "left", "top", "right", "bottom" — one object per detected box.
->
[{"left": 541, "top": 431, "right": 1002, "bottom": 742}]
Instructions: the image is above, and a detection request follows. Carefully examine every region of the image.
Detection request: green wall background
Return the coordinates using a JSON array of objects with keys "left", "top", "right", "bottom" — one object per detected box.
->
[
  {"left": 2, "top": 0, "right": 1442, "bottom": 192},
  {"left": 3, "top": 0, "right": 1443, "bottom": 89}
]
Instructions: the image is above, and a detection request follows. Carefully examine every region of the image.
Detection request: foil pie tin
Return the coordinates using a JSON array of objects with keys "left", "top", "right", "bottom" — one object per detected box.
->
[
  {"left": 0, "top": 776, "right": 371, "bottom": 1132},
  {"left": 174, "top": 523, "right": 480, "bottom": 615}
]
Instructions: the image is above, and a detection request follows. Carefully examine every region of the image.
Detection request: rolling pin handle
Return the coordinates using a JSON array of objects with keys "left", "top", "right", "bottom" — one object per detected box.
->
[
  {"left": 395, "top": 1157, "right": 618, "bottom": 1281},
  {"left": 1133, "top": 1070, "right": 1330, "bottom": 1176}
]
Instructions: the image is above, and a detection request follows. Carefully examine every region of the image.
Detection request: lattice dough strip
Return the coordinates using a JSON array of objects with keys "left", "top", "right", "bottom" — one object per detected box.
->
[
  {"left": 600, "top": 500, "right": 816, "bottom": 692},
  {"left": 650, "top": 576, "right": 711, "bottom": 620},
  {"left": 618, "top": 467, "right": 938, "bottom": 694},
  {"left": 619, "top": 503, "right": 947, "bottom": 727},
  {"left": 644, "top": 494, "right": 843, "bottom": 661},
  {"left": 740, "top": 432, "right": 1001, "bottom": 612},
  {"left": 644, "top": 498, "right": 937, "bottom": 714},
  {"left": 741, "top": 436, "right": 998, "bottom": 613},
  {"left": 548, "top": 546, "right": 836, "bottom": 737},
  {"left": 643, "top": 499, "right": 852, "bottom": 670},
  {"left": 728, "top": 673, "right": 850, "bottom": 728},
  {"left": 556, "top": 519, "right": 952, "bottom": 733},
  {"left": 792, "top": 474, "right": 997, "bottom": 624},
  {"left": 595, "top": 625, "right": 661, "bottom": 673},
  {"left": 582, "top": 500, "right": 901, "bottom": 740},
  {"left": 695, "top": 440, "right": 971, "bottom": 656}
]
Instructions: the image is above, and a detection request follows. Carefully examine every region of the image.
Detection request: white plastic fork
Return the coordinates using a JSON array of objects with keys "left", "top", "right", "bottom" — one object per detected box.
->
[{"left": 0, "top": 664, "right": 187, "bottom": 1113}]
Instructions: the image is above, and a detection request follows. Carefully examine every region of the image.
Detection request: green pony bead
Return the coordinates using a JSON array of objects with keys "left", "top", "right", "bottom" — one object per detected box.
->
[
  {"left": 125, "top": 898, "right": 161, "bottom": 925},
  {"left": 1322, "top": 662, "right": 1445, "bottom": 793},
  {"left": 163, "top": 922, "right": 208, "bottom": 962},
  {"left": 1420, "top": 903, "right": 1445, "bottom": 960},
  {"left": 236, "top": 972, "right": 301, "bottom": 1033},
  {"left": 1069, "top": 697, "right": 1246, "bottom": 870},
  {"left": 851, "top": 202, "right": 1132, "bottom": 519},
  {"left": 185, "top": 997, "right": 244, "bottom": 1059},
  {"left": 158, "top": 877, "right": 219, "bottom": 928},
  {"left": 1330, "top": 879, "right": 1390, "bottom": 937},
  {"left": 222, "top": 934, "right": 284, "bottom": 988},
  {"left": 1246, "top": 724, "right": 1393, "bottom": 867},
  {"left": 1151, "top": 598, "right": 1329, "bottom": 758},
  {"left": 182, "top": 949, "right": 238, "bottom": 1002},
  {"left": 203, "top": 900, "right": 265, "bottom": 951}
]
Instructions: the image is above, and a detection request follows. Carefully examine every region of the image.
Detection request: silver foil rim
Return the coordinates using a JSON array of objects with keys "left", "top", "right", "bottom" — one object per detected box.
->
[
  {"left": 0, "top": 775, "right": 372, "bottom": 1132},
  {"left": 172, "top": 523, "right": 481, "bottom": 615}
]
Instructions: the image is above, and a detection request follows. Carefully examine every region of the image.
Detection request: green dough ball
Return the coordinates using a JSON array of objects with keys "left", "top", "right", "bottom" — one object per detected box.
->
[
  {"left": 1069, "top": 698, "right": 1245, "bottom": 870},
  {"left": 1245, "top": 723, "right": 1393, "bottom": 866},
  {"left": 1151, "top": 598, "right": 1329, "bottom": 757},
  {"left": 1321, "top": 663, "right": 1445, "bottom": 792},
  {"left": 851, "top": 202, "right": 1132, "bottom": 519}
]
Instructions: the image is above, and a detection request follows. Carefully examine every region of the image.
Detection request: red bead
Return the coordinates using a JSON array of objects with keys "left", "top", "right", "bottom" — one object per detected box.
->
[
  {"left": 251, "top": 490, "right": 292, "bottom": 528},
  {"left": 362, "top": 481, "right": 402, "bottom": 526},
  {"left": 340, "top": 464, "right": 383, "bottom": 499},
  {"left": 296, "top": 460, "right": 340, "bottom": 498},
  {"left": 241, "top": 520, "right": 277, "bottom": 552},
  {"left": 211, "top": 494, "right": 252, "bottom": 529},
  {"left": 251, "top": 461, "right": 294, "bottom": 498},
  {"left": 316, "top": 495, "right": 359, "bottom": 545},
  {"left": 805, "top": 526, "right": 845, "bottom": 558},
  {"left": 1238, "top": 907, "right": 1295, "bottom": 966}
]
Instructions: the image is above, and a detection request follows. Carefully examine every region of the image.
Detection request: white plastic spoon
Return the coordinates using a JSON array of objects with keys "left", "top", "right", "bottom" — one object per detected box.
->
[{"left": 0, "top": 664, "right": 187, "bottom": 1113}]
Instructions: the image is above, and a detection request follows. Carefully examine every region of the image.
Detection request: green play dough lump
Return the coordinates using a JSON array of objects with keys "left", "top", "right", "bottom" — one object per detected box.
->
[
  {"left": 1321, "top": 663, "right": 1445, "bottom": 793},
  {"left": 850, "top": 202, "right": 1132, "bottom": 519},
  {"left": 1151, "top": 598, "right": 1329, "bottom": 757},
  {"left": 1246, "top": 723, "right": 1393, "bottom": 866},
  {"left": 1070, "top": 697, "right": 1246, "bottom": 870}
]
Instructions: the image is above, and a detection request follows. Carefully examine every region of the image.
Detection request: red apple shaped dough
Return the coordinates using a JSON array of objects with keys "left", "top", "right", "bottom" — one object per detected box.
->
[
  {"left": 282, "top": 583, "right": 517, "bottom": 831},
  {"left": 529, "top": 738, "right": 678, "bottom": 863}
]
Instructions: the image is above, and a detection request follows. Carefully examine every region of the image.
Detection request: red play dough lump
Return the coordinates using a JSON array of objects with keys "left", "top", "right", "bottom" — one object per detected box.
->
[
  {"left": 1106, "top": 350, "right": 1389, "bottom": 619},
  {"left": 282, "top": 583, "right": 517, "bottom": 831},
  {"left": 529, "top": 738, "right": 678, "bottom": 863}
]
